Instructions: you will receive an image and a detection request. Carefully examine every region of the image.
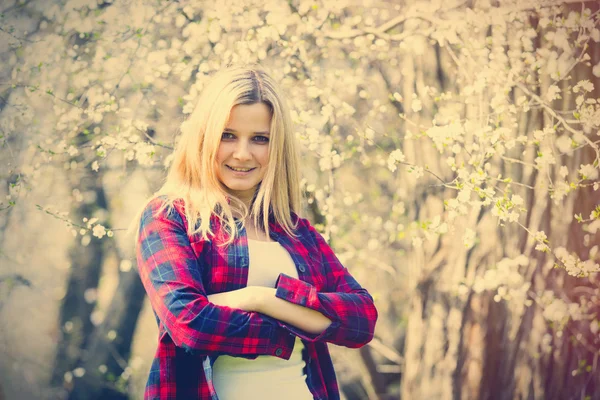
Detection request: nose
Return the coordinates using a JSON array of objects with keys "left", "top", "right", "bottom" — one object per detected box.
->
[{"left": 233, "top": 139, "right": 252, "bottom": 161}]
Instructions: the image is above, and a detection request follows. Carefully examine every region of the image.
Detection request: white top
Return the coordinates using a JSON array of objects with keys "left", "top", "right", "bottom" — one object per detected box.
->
[{"left": 211, "top": 239, "right": 313, "bottom": 400}]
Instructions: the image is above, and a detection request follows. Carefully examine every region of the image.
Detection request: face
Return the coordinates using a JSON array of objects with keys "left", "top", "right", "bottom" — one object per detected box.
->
[{"left": 215, "top": 102, "right": 271, "bottom": 205}]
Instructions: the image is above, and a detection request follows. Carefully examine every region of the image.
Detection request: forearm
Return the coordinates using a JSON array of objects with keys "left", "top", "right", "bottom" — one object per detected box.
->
[
  {"left": 274, "top": 273, "right": 378, "bottom": 347},
  {"left": 254, "top": 287, "right": 332, "bottom": 335},
  {"left": 208, "top": 286, "right": 332, "bottom": 335},
  {"left": 138, "top": 199, "right": 295, "bottom": 358},
  {"left": 143, "top": 285, "right": 292, "bottom": 357},
  {"left": 207, "top": 287, "right": 255, "bottom": 310}
]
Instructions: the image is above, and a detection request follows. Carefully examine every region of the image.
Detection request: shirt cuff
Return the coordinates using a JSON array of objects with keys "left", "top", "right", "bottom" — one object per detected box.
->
[
  {"left": 233, "top": 318, "right": 295, "bottom": 360},
  {"left": 273, "top": 273, "right": 339, "bottom": 343},
  {"left": 274, "top": 273, "right": 318, "bottom": 308}
]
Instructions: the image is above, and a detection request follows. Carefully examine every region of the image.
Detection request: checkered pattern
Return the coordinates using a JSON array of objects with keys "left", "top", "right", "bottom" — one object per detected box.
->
[{"left": 136, "top": 196, "right": 378, "bottom": 399}]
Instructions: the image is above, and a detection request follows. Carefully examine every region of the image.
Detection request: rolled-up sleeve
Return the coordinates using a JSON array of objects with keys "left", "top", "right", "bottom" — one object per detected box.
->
[
  {"left": 136, "top": 198, "right": 294, "bottom": 359},
  {"left": 273, "top": 219, "right": 378, "bottom": 348}
]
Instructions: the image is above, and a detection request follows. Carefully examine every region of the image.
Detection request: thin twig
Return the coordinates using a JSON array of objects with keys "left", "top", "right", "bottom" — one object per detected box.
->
[
  {"left": 134, "top": 127, "right": 174, "bottom": 150},
  {"left": 110, "top": 1, "right": 175, "bottom": 95},
  {"left": 516, "top": 82, "right": 600, "bottom": 163}
]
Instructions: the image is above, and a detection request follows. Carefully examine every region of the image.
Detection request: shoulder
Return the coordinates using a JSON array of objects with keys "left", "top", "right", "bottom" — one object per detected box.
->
[
  {"left": 291, "top": 212, "right": 319, "bottom": 234},
  {"left": 140, "top": 195, "right": 188, "bottom": 228},
  {"left": 288, "top": 211, "right": 309, "bottom": 233},
  {"left": 289, "top": 212, "right": 323, "bottom": 246}
]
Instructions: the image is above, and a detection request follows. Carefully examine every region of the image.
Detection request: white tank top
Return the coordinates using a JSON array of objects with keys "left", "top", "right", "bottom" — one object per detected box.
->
[{"left": 211, "top": 239, "right": 314, "bottom": 400}]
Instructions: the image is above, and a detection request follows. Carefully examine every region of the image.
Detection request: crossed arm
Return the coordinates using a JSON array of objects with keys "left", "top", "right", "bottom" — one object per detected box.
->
[
  {"left": 207, "top": 286, "right": 333, "bottom": 335},
  {"left": 207, "top": 216, "right": 378, "bottom": 347},
  {"left": 137, "top": 198, "right": 377, "bottom": 358}
]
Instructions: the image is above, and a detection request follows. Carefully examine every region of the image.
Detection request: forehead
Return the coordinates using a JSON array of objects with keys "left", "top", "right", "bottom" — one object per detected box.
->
[{"left": 226, "top": 103, "right": 272, "bottom": 131}]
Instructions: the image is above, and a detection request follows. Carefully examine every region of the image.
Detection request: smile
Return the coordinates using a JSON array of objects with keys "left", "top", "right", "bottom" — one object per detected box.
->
[{"left": 226, "top": 165, "right": 256, "bottom": 172}]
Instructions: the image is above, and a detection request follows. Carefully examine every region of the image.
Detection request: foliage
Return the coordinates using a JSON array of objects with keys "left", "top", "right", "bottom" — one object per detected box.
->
[{"left": 1, "top": 0, "right": 599, "bottom": 398}]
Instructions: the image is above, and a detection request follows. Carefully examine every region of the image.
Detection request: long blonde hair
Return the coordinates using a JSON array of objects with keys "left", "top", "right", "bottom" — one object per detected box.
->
[{"left": 137, "top": 64, "right": 301, "bottom": 245}]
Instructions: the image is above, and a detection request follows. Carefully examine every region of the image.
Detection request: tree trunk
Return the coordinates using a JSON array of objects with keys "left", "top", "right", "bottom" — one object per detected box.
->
[
  {"left": 401, "top": 4, "right": 600, "bottom": 399},
  {"left": 68, "top": 263, "right": 146, "bottom": 400},
  {"left": 51, "top": 173, "right": 107, "bottom": 388}
]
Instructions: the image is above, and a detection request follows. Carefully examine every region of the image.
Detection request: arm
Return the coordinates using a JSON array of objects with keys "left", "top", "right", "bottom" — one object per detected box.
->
[
  {"left": 208, "top": 287, "right": 333, "bottom": 335},
  {"left": 136, "top": 198, "right": 293, "bottom": 359},
  {"left": 271, "top": 219, "right": 378, "bottom": 348}
]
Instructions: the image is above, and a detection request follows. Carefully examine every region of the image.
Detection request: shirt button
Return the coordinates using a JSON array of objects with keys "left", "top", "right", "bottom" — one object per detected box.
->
[
  {"left": 275, "top": 348, "right": 283, "bottom": 356},
  {"left": 298, "top": 265, "right": 306, "bottom": 273}
]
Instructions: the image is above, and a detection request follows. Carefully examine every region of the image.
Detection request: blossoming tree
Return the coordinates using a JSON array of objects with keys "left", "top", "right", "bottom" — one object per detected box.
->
[{"left": 0, "top": 0, "right": 598, "bottom": 399}]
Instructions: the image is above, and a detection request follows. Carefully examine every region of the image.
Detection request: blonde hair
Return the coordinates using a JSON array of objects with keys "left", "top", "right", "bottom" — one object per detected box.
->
[{"left": 134, "top": 64, "right": 301, "bottom": 245}]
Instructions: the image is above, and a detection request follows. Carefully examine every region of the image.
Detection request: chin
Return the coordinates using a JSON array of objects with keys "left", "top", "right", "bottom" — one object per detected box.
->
[
  {"left": 229, "top": 185, "right": 256, "bottom": 192},
  {"left": 223, "top": 181, "right": 259, "bottom": 193}
]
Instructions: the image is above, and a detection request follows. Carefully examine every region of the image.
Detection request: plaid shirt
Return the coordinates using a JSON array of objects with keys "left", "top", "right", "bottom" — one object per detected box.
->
[{"left": 136, "top": 197, "right": 378, "bottom": 399}]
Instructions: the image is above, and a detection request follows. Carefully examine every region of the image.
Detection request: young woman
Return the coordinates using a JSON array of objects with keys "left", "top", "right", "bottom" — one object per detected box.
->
[{"left": 135, "top": 65, "right": 378, "bottom": 400}]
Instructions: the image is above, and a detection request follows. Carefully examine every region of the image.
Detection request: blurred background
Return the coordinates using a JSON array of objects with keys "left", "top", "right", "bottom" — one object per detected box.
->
[{"left": 1, "top": 0, "right": 599, "bottom": 399}]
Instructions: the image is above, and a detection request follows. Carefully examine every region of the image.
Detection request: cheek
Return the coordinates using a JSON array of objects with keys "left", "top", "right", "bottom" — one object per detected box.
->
[
  {"left": 215, "top": 144, "right": 227, "bottom": 163},
  {"left": 260, "top": 147, "right": 269, "bottom": 165}
]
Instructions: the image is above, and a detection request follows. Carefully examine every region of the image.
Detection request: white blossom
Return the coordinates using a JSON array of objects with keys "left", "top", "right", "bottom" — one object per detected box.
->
[
  {"left": 545, "top": 85, "right": 561, "bottom": 102},
  {"left": 511, "top": 194, "right": 524, "bottom": 206},
  {"left": 554, "top": 246, "right": 600, "bottom": 277},
  {"left": 386, "top": 149, "right": 406, "bottom": 172},
  {"left": 543, "top": 298, "right": 570, "bottom": 323},
  {"left": 559, "top": 166, "right": 569, "bottom": 178},
  {"left": 67, "top": 145, "right": 79, "bottom": 156},
  {"left": 408, "top": 166, "right": 424, "bottom": 179},
  {"left": 92, "top": 224, "right": 107, "bottom": 239},
  {"left": 578, "top": 164, "right": 599, "bottom": 180},
  {"left": 411, "top": 99, "right": 422, "bottom": 113},
  {"left": 573, "top": 80, "right": 594, "bottom": 93}
]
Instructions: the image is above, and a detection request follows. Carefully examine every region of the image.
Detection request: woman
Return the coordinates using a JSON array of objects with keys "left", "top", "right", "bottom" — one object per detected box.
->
[{"left": 135, "top": 65, "right": 378, "bottom": 400}]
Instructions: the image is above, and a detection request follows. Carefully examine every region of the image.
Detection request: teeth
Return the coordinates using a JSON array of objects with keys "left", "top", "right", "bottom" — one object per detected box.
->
[{"left": 228, "top": 166, "right": 253, "bottom": 172}]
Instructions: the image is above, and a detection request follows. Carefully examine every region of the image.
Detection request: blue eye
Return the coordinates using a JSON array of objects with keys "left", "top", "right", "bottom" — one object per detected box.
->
[
  {"left": 221, "top": 132, "right": 235, "bottom": 140},
  {"left": 254, "top": 135, "right": 269, "bottom": 143}
]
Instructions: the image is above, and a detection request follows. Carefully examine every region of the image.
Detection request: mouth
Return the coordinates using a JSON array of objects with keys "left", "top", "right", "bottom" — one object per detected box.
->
[{"left": 226, "top": 165, "right": 256, "bottom": 173}]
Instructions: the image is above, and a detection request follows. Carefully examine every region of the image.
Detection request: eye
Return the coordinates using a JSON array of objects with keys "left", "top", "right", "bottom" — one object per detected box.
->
[
  {"left": 221, "top": 132, "right": 235, "bottom": 140},
  {"left": 253, "top": 135, "right": 269, "bottom": 143}
]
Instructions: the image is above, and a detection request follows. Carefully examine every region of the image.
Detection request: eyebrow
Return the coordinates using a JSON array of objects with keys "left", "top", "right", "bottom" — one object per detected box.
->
[{"left": 223, "top": 128, "right": 270, "bottom": 135}]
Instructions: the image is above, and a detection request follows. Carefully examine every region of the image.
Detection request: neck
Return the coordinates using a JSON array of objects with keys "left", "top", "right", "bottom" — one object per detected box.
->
[
  {"left": 227, "top": 188, "right": 256, "bottom": 209},
  {"left": 244, "top": 215, "right": 271, "bottom": 241}
]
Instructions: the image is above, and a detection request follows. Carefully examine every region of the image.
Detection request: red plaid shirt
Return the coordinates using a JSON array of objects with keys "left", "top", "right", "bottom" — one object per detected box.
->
[{"left": 136, "top": 197, "right": 378, "bottom": 399}]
